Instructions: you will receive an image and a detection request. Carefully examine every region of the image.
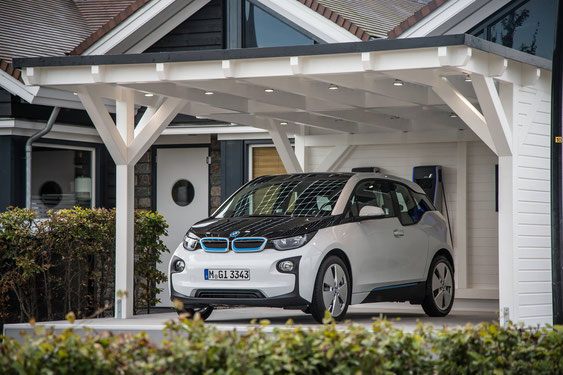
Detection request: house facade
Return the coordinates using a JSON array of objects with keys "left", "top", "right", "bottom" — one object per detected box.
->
[{"left": 1, "top": 0, "right": 558, "bottom": 324}]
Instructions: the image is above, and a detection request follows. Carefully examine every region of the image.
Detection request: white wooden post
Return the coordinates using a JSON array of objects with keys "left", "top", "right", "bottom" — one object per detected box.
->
[
  {"left": 114, "top": 91, "right": 135, "bottom": 319},
  {"left": 77, "top": 87, "right": 183, "bottom": 319},
  {"left": 115, "top": 164, "right": 135, "bottom": 319},
  {"left": 498, "top": 155, "right": 515, "bottom": 325}
]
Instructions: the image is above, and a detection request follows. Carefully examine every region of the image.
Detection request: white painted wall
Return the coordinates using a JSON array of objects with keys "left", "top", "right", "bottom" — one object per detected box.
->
[{"left": 305, "top": 140, "right": 500, "bottom": 292}]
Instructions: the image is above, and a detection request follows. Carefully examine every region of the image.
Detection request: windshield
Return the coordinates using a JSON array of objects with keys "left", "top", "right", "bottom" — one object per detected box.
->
[{"left": 215, "top": 175, "right": 350, "bottom": 218}]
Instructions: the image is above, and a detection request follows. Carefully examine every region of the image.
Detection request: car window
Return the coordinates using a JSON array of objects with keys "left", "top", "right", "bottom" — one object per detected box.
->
[
  {"left": 393, "top": 184, "right": 431, "bottom": 225},
  {"left": 349, "top": 180, "right": 395, "bottom": 218}
]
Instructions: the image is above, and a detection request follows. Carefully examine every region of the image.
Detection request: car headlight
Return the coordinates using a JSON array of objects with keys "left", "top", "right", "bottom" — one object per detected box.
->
[
  {"left": 183, "top": 232, "right": 199, "bottom": 251},
  {"left": 272, "top": 233, "right": 314, "bottom": 251}
]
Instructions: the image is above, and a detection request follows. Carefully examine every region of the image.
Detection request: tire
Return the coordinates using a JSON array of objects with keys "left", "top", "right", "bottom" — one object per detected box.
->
[
  {"left": 310, "top": 256, "right": 351, "bottom": 323},
  {"left": 422, "top": 255, "right": 455, "bottom": 317},
  {"left": 177, "top": 305, "right": 214, "bottom": 321}
]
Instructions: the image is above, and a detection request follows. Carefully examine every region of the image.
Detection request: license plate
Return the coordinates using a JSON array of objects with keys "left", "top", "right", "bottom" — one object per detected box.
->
[{"left": 204, "top": 269, "right": 250, "bottom": 281}]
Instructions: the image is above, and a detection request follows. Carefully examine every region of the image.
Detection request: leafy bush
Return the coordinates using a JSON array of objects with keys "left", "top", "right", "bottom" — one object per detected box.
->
[
  {"left": 0, "top": 207, "right": 169, "bottom": 325},
  {"left": 1, "top": 315, "right": 563, "bottom": 375}
]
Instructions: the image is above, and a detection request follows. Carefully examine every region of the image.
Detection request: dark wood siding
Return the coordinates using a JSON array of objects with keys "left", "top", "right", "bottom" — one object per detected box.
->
[
  {"left": 145, "top": 0, "right": 224, "bottom": 53},
  {"left": 0, "top": 136, "right": 26, "bottom": 211},
  {"left": 0, "top": 88, "right": 12, "bottom": 117}
]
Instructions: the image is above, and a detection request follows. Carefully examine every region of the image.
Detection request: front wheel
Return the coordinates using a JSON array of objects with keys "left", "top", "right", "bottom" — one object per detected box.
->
[
  {"left": 177, "top": 305, "right": 214, "bottom": 321},
  {"left": 310, "top": 256, "right": 351, "bottom": 323},
  {"left": 422, "top": 255, "right": 454, "bottom": 317}
]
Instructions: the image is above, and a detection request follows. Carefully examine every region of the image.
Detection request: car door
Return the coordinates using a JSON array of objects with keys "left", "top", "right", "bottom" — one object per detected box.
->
[
  {"left": 390, "top": 183, "right": 430, "bottom": 281},
  {"left": 342, "top": 180, "right": 405, "bottom": 292}
]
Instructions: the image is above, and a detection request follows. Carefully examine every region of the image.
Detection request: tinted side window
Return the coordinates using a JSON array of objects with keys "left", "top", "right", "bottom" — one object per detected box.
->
[
  {"left": 349, "top": 180, "right": 395, "bottom": 218},
  {"left": 393, "top": 184, "right": 421, "bottom": 225},
  {"left": 412, "top": 191, "right": 436, "bottom": 213}
]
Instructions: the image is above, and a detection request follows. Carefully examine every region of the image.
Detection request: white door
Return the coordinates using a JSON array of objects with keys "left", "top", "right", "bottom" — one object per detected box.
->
[{"left": 156, "top": 147, "right": 209, "bottom": 306}]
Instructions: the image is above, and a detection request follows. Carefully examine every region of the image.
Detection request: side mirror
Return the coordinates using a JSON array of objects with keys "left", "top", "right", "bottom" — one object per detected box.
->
[{"left": 359, "top": 205, "right": 385, "bottom": 218}]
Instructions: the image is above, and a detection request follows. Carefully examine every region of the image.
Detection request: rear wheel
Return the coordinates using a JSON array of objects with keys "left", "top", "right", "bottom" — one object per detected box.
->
[
  {"left": 422, "top": 255, "right": 454, "bottom": 317},
  {"left": 177, "top": 305, "right": 214, "bottom": 321},
  {"left": 310, "top": 256, "right": 351, "bottom": 323}
]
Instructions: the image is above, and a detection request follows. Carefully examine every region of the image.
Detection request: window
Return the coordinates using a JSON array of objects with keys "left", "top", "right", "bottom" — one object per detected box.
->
[
  {"left": 348, "top": 180, "right": 395, "bottom": 218},
  {"left": 216, "top": 175, "right": 349, "bottom": 218},
  {"left": 470, "top": 0, "right": 556, "bottom": 59},
  {"left": 31, "top": 145, "right": 95, "bottom": 218},
  {"left": 393, "top": 184, "right": 432, "bottom": 226},
  {"left": 243, "top": 0, "right": 314, "bottom": 48}
]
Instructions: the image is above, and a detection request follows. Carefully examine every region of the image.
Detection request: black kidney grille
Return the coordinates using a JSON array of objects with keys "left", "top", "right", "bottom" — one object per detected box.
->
[
  {"left": 232, "top": 238, "right": 267, "bottom": 252},
  {"left": 200, "top": 238, "right": 229, "bottom": 252}
]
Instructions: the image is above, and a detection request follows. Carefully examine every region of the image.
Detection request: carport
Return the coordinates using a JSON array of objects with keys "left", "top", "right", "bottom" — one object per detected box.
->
[{"left": 14, "top": 34, "right": 553, "bottom": 325}]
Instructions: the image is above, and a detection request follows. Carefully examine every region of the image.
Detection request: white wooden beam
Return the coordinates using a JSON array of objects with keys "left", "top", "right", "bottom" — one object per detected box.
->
[
  {"left": 431, "top": 76, "right": 497, "bottom": 154},
  {"left": 315, "top": 145, "right": 351, "bottom": 172},
  {"left": 77, "top": 87, "right": 127, "bottom": 165},
  {"left": 471, "top": 74, "right": 512, "bottom": 156},
  {"left": 455, "top": 141, "right": 468, "bottom": 289},
  {"left": 268, "top": 122, "right": 303, "bottom": 173},
  {"left": 498, "top": 155, "right": 515, "bottom": 325},
  {"left": 302, "top": 129, "right": 478, "bottom": 147},
  {"left": 128, "top": 97, "right": 185, "bottom": 165},
  {"left": 116, "top": 89, "right": 134, "bottom": 146}
]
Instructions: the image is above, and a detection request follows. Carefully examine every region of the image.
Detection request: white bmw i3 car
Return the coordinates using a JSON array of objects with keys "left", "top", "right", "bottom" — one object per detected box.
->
[{"left": 169, "top": 172, "right": 454, "bottom": 323}]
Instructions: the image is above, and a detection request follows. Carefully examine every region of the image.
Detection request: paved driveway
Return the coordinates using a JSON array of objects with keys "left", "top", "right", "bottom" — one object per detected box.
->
[{"left": 4, "top": 301, "right": 498, "bottom": 343}]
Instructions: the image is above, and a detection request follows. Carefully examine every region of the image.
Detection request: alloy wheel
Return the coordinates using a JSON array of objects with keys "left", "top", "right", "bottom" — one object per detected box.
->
[
  {"left": 322, "top": 263, "right": 348, "bottom": 317},
  {"left": 431, "top": 262, "right": 453, "bottom": 311}
]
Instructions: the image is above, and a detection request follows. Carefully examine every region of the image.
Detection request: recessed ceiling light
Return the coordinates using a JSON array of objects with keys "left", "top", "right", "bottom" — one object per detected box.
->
[
  {"left": 264, "top": 88, "right": 274, "bottom": 93},
  {"left": 393, "top": 79, "right": 404, "bottom": 86},
  {"left": 230, "top": 122, "right": 237, "bottom": 125},
  {"left": 328, "top": 84, "right": 339, "bottom": 90},
  {"left": 144, "top": 93, "right": 154, "bottom": 97},
  {"left": 73, "top": 92, "right": 78, "bottom": 95},
  {"left": 464, "top": 74, "right": 472, "bottom": 82},
  {"left": 280, "top": 121, "right": 288, "bottom": 125},
  {"left": 204, "top": 91, "right": 214, "bottom": 95},
  {"left": 449, "top": 112, "right": 458, "bottom": 118}
]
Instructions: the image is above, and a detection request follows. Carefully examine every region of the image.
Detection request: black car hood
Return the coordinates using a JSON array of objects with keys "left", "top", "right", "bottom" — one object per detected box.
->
[{"left": 189, "top": 215, "right": 341, "bottom": 239}]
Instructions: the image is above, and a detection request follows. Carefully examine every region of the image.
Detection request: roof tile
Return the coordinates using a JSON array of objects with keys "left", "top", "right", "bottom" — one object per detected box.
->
[{"left": 387, "top": 0, "right": 450, "bottom": 39}]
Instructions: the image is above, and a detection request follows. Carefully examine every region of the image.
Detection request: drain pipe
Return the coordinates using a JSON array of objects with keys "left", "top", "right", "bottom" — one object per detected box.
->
[{"left": 25, "top": 107, "right": 60, "bottom": 209}]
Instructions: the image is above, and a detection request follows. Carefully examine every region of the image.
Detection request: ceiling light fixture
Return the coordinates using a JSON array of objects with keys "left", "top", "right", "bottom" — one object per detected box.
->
[
  {"left": 280, "top": 121, "right": 288, "bottom": 125},
  {"left": 204, "top": 91, "right": 214, "bottom": 95},
  {"left": 230, "top": 122, "right": 237, "bottom": 125},
  {"left": 144, "top": 93, "right": 154, "bottom": 97},
  {"left": 73, "top": 92, "right": 78, "bottom": 95},
  {"left": 264, "top": 88, "right": 274, "bottom": 93},
  {"left": 449, "top": 112, "right": 458, "bottom": 118},
  {"left": 393, "top": 79, "right": 404, "bottom": 86},
  {"left": 328, "top": 84, "right": 339, "bottom": 90},
  {"left": 464, "top": 74, "right": 472, "bottom": 82}
]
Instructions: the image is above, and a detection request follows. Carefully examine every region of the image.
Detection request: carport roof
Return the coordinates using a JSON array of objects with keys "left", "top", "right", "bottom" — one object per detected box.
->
[{"left": 13, "top": 34, "right": 552, "bottom": 71}]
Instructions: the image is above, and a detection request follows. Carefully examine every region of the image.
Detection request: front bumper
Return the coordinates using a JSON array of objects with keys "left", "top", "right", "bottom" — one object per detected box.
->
[{"left": 169, "top": 246, "right": 310, "bottom": 309}]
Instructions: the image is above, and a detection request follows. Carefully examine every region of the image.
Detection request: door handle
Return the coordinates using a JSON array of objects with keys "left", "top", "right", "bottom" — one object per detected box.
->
[{"left": 393, "top": 229, "right": 404, "bottom": 238}]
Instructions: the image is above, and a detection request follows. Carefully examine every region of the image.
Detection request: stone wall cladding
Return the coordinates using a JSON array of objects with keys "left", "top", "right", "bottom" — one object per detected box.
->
[
  {"left": 209, "top": 135, "right": 222, "bottom": 214},
  {"left": 134, "top": 150, "right": 152, "bottom": 210}
]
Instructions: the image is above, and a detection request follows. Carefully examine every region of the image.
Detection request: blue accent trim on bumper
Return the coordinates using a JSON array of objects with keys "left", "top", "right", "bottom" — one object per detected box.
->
[{"left": 371, "top": 282, "right": 419, "bottom": 292}]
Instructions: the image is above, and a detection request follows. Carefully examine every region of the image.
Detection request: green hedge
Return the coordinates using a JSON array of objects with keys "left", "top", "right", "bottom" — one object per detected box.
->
[
  {"left": 1, "top": 315, "right": 563, "bottom": 374},
  {"left": 0, "top": 207, "right": 169, "bottom": 325}
]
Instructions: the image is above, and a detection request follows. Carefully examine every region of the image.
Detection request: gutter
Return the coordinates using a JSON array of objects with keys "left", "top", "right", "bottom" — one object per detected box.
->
[{"left": 25, "top": 107, "right": 60, "bottom": 209}]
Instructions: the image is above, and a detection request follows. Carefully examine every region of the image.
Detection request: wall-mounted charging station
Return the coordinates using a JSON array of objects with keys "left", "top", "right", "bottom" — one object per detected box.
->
[{"left": 413, "top": 165, "right": 442, "bottom": 211}]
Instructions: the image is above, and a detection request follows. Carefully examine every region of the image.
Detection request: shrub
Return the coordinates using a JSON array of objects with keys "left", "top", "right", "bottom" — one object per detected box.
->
[
  {"left": 1, "top": 316, "right": 562, "bottom": 375},
  {"left": 0, "top": 207, "right": 169, "bottom": 326}
]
